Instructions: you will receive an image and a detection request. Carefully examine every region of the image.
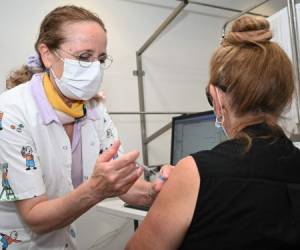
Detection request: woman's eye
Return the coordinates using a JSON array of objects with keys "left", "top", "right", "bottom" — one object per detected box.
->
[{"left": 78, "top": 54, "right": 92, "bottom": 62}]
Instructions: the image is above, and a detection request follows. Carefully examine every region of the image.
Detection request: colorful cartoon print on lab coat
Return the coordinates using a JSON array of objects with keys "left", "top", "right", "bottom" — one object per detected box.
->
[
  {"left": 69, "top": 228, "right": 76, "bottom": 238},
  {"left": 10, "top": 123, "right": 24, "bottom": 133},
  {"left": 0, "top": 231, "right": 22, "bottom": 249},
  {"left": 0, "top": 163, "right": 17, "bottom": 201},
  {"left": 0, "top": 111, "right": 3, "bottom": 130},
  {"left": 106, "top": 128, "right": 114, "bottom": 139},
  {"left": 20, "top": 146, "right": 36, "bottom": 170}
]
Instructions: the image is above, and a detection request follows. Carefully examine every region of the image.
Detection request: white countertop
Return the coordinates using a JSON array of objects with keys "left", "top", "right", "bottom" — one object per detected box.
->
[{"left": 96, "top": 198, "right": 147, "bottom": 221}]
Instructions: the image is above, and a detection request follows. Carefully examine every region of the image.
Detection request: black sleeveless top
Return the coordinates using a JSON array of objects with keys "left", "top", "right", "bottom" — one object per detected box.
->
[{"left": 179, "top": 124, "right": 300, "bottom": 250}]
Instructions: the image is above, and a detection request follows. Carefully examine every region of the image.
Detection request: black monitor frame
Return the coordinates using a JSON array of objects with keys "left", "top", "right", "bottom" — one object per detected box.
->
[{"left": 170, "top": 110, "right": 215, "bottom": 165}]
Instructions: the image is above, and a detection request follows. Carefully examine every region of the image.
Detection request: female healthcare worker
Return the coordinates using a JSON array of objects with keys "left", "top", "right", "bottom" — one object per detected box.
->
[{"left": 0, "top": 5, "right": 169, "bottom": 250}]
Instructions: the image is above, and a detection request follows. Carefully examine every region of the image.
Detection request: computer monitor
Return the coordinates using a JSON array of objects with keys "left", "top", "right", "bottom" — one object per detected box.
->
[
  {"left": 294, "top": 141, "right": 300, "bottom": 149},
  {"left": 170, "top": 110, "right": 227, "bottom": 165}
]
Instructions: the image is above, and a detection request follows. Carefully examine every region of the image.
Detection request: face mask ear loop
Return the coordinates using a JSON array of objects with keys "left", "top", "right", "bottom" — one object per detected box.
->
[
  {"left": 50, "top": 51, "right": 65, "bottom": 81},
  {"left": 50, "top": 64, "right": 60, "bottom": 81},
  {"left": 54, "top": 51, "right": 64, "bottom": 63},
  {"left": 215, "top": 87, "right": 225, "bottom": 125},
  {"left": 215, "top": 87, "right": 230, "bottom": 138}
]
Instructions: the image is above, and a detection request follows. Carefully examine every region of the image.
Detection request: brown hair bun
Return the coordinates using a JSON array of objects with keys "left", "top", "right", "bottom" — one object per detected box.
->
[{"left": 223, "top": 16, "right": 272, "bottom": 46}]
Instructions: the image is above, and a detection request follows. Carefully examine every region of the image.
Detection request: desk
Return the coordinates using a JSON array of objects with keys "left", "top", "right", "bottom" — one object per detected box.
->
[{"left": 96, "top": 198, "right": 147, "bottom": 229}]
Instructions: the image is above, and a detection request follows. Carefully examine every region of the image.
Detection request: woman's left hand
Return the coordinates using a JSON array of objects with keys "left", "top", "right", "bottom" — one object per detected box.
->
[{"left": 119, "top": 164, "right": 174, "bottom": 206}]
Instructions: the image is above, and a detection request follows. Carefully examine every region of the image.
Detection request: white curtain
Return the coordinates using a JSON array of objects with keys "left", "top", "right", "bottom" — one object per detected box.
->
[{"left": 268, "top": 5, "right": 300, "bottom": 136}]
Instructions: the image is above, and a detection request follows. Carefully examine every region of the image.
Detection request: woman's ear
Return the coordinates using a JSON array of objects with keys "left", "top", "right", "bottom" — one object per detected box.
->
[
  {"left": 209, "top": 85, "right": 223, "bottom": 117},
  {"left": 37, "top": 43, "right": 54, "bottom": 69}
]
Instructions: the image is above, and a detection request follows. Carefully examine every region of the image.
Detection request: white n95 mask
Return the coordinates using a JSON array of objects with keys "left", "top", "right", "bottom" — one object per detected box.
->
[{"left": 51, "top": 58, "right": 103, "bottom": 101}]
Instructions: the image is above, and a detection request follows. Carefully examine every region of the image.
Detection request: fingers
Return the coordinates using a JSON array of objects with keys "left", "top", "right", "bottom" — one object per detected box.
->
[
  {"left": 153, "top": 180, "right": 164, "bottom": 193},
  {"left": 159, "top": 164, "right": 174, "bottom": 179},
  {"left": 153, "top": 164, "right": 175, "bottom": 192},
  {"left": 112, "top": 150, "right": 140, "bottom": 170},
  {"left": 115, "top": 177, "right": 139, "bottom": 196},
  {"left": 115, "top": 167, "right": 143, "bottom": 193},
  {"left": 99, "top": 140, "right": 121, "bottom": 163},
  {"left": 152, "top": 175, "right": 168, "bottom": 193},
  {"left": 91, "top": 146, "right": 143, "bottom": 200},
  {"left": 110, "top": 160, "right": 143, "bottom": 190},
  {"left": 116, "top": 161, "right": 139, "bottom": 178}
]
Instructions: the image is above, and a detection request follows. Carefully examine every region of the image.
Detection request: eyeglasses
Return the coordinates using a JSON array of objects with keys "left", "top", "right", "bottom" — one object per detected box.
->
[
  {"left": 206, "top": 86, "right": 213, "bottom": 107},
  {"left": 56, "top": 48, "right": 113, "bottom": 69}
]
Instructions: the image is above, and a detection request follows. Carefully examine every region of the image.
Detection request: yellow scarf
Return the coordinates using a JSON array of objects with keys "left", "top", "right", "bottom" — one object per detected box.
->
[{"left": 43, "top": 74, "right": 85, "bottom": 118}]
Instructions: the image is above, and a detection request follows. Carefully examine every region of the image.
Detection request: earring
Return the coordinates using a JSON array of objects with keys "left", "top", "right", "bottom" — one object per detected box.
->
[{"left": 216, "top": 114, "right": 223, "bottom": 123}]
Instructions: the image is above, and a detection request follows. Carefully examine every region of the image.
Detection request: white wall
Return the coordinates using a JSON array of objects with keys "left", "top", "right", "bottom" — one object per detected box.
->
[{"left": 0, "top": 0, "right": 228, "bottom": 249}]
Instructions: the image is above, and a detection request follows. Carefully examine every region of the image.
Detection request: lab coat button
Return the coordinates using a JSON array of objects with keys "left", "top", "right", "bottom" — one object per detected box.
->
[
  {"left": 62, "top": 145, "right": 68, "bottom": 150},
  {"left": 90, "top": 141, "right": 95, "bottom": 146}
]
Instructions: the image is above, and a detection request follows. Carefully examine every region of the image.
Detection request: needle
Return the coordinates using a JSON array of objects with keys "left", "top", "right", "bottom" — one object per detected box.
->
[
  {"left": 136, "top": 162, "right": 167, "bottom": 182},
  {"left": 136, "top": 162, "right": 156, "bottom": 175}
]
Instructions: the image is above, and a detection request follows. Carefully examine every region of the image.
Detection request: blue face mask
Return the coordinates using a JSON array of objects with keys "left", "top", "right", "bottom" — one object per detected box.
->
[
  {"left": 214, "top": 88, "right": 229, "bottom": 138},
  {"left": 215, "top": 116, "right": 228, "bottom": 139},
  {"left": 215, "top": 118, "right": 222, "bottom": 128}
]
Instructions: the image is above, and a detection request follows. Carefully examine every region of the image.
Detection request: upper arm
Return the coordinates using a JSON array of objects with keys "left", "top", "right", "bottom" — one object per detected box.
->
[
  {"left": 126, "top": 156, "right": 200, "bottom": 250},
  {"left": 0, "top": 108, "right": 45, "bottom": 202}
]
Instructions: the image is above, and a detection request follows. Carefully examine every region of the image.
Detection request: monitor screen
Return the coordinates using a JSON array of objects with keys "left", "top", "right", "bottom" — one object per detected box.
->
[
  {"left": 294, "top": 141, "right": 300, "bottom": 149},
  {"left": 170, "top": 111, "right": 227, "bottom": 165}
]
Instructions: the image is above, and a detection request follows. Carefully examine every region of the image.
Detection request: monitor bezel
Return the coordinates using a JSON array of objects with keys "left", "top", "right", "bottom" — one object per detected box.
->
[{"left": 170, "top": 110, "right": 215, "bottom": 165}]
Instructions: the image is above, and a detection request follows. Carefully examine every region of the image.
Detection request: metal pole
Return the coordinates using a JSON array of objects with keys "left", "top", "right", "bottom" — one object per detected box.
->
[
  {"left": 287, "top": 0, "right": 300, "bottom": 131},
  {"left": 177, "top": 0, "right": 268, "bottom": 17},
  {"left": 137, "top": 0, "right": 189, "bottom": 56},
  {"left": 136, "top": 53, "right": 149, "bottom": 165},
  {"left": 135, "top": 0, "right": 189, "bottom": 165},
  {"left": 222, "top": 0, "right": 270, "bottom": 39}
]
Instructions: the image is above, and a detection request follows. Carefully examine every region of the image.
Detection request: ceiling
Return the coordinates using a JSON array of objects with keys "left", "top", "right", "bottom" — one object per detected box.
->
[
  {"left": 178, "top": 0, "right": 300, "bottom": 16},
  {"left": 120, "top": 0, "right": 300, "bottom": 18}
]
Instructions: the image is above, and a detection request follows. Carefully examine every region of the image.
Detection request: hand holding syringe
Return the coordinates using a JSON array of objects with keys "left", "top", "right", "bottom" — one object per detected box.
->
[{"left": 135, "top": 162, "right": 167, "bottom": 182}]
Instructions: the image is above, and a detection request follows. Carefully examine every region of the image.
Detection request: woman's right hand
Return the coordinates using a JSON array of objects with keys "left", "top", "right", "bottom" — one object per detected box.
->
[{"left": 88, "top": 140, "right": 143, "bottom": 201}]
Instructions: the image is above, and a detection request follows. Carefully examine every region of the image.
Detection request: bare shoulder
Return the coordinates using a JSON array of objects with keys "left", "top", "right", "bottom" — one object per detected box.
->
[
  {"left": 171, "top": 156, "right": 200, "bottom": 183},
  {"left": 177, "top": 156, "right": 199, "bottom": 170},
  {"left": 148, "top": 156, "right": 200, "bottom": 207},
  {"left": 154, "top": 155, "right": 200, "bottom": 213}
]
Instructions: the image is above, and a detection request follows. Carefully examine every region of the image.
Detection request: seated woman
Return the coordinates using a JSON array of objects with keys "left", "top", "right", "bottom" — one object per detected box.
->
[{"left": 126, "top": 15, "right": 300, "bottom": 250}]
